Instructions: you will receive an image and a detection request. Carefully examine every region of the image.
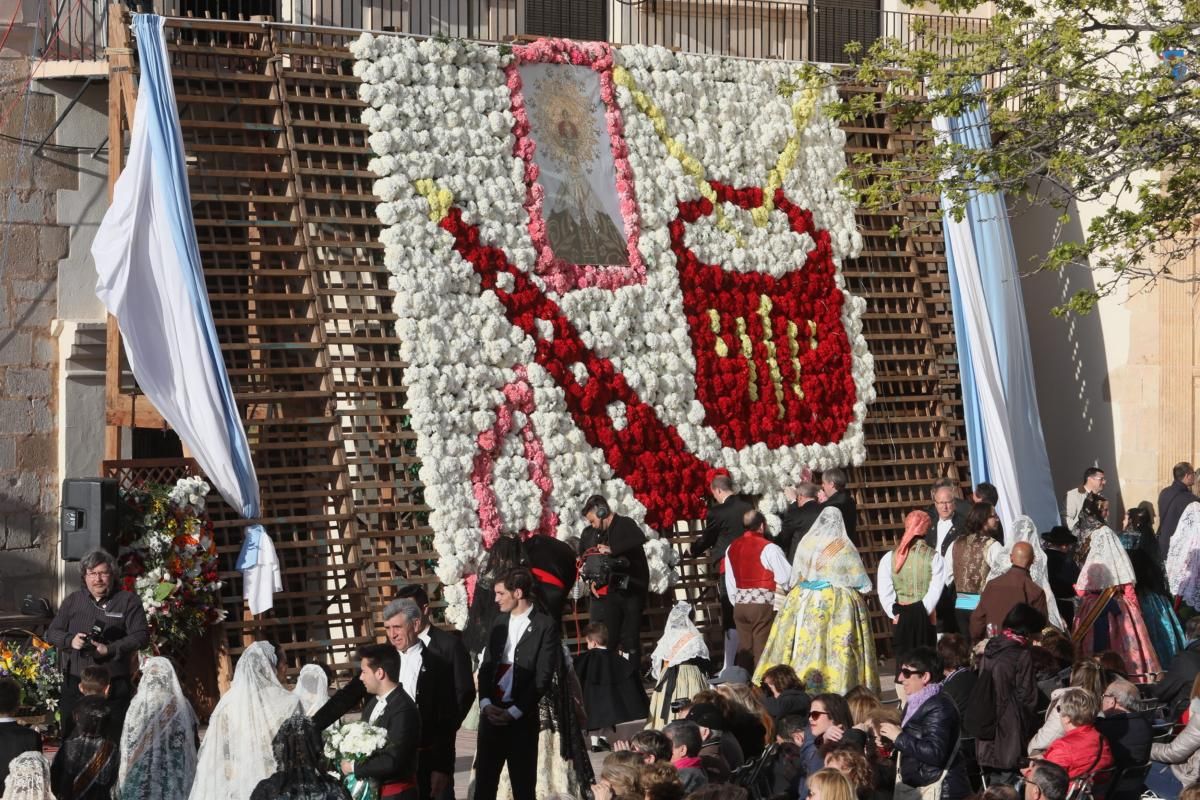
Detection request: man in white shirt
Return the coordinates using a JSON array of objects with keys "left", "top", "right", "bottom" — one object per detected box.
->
[
  {"left": 924, "top": 481, "right": 968, "bottom": 634},
  {"left": 724, "top": 510, "right": 792, "bottom": 669},
  {"left": 338, "top": 644, "right": 420, "bottom": 798},
  {"left": 474, "top": 568, "right": 560, "bottom": 800},
  {"left": 1064, "top": 466, "right": 1106, "bottom": 530}
]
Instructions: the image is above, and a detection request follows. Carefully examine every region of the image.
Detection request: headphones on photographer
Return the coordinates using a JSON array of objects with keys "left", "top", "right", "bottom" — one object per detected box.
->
[{"left": 584, "top": 495, "right": 611, "bottom": 521}]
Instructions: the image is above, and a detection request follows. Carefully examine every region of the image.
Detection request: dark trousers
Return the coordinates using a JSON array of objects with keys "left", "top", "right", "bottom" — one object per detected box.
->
[
  {"left": 595, "top": 590, "right": 645, "bottom": 666},
  {"left": 718, "top": 585, "right": 735, "bottom": 631},
  {"left": 936, "top": 583, "right": 958, "bottom": 634},
  {"left": 473, "top": 709, "right": 539, "bottom": 800},
  {"left": 955, "top": 609, "right": 975, "bottom": 645},
  {"left": 59, "top": 673, "right": 131, "bottom": 741}
]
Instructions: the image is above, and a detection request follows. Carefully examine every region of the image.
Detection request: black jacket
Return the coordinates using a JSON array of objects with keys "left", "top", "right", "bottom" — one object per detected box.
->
[
  {"left": 894, "top": 691, "right": 969, "bottom": 799},
  {"left": 423, "top": 624, "right": 475, "bottom": 728},
  {"left": 763, "top": 688, "right": 811, "bottom": 724},
  {"left": 940, "top": 669, "right": 977, "bottom": 718},
  {"left": 1158, "top": 480, "right": 1199, "bottom": 559},
  {"left": 45, "top": 589, "right": 150, "bottom": 679},
  {"left": 477, "top": 606, "right": 561, "bottom": 718},
  {"left": 581, "top": 515, "right": 649, "bottom": 594},
  {"left": 821, "top": 490, "right": 858, "bottom": 546},
  {"left": 974, "top": 635, "right": 1039, "bottom": 771},
  {"left": 523, "top": 534, "right": 578, "bottom": 623},
  {"left": 1045, "top": 549, "right": 1081, "bottom": 599},
  {"left": 354, "top": 688, "right": 421, "bottom": 783},
  {"left": 314, "top": 645, "right": 456, "bottom": 775},
  {"left": 1095, "top": 710, "right": 1153, "bottom": 769},
  {"left": 923, "top": 510, "right": 967, "bottom": 556},
  {"left": 0, "top": 721, "right": 41, "bottom": 787},
  {"left": 1154, "top": 639, "right": 1200, "bottom": 719},
  {"left": 692, "top": 495, "right": 753, "bottom": 564},
  {"left": 775, "top": 501, "right": 823, "bottom": 563}
]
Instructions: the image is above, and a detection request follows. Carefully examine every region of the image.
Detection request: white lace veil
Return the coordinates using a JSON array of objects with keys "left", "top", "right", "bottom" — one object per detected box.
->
[
  {"left": 1168, "top": 502, "right": 1200, "bottom": 608},
  {"left": 1075, "top": 526, "right": 1137, "bottom": 592},
  {"left": 987, "top": 515, "right": 1066, "bottom": 630},
  {"left": 790, "top": 507, "right": 871, "bottom": 592},
  {"left": 117, "top": 656, "right": 199, "bottom": 800},
  {"left": 2, "top": 752, "right": 51, "bottom": 800},
  {"left": 187, "top": 641, "right": 302, "bottom": 800},
  {"left": 650, "top": 601, "right": 709, "bottom": 681},
  {"left": 292, "top": 664, "right": 329, "bottom": 716}
]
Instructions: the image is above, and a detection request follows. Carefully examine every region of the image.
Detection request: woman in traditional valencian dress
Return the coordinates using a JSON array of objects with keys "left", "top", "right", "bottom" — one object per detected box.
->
[
  {"left": 753, "top": 507, "right": 879, "bottom": 695},
  {"left": 1122, "top": 506, "right": 1185, "bottom": 663},
  {"left": 645, "top": 602, "right": 711, "bottom": 730},
  {"left": 987, "top": 515, "right": 1068, "bottom": 631},
  {"left": 876, "top": 511, "right": 944, "bottom": 659},
  {"left": 1073, "top": 524, "right": 1161, "bottom": 680},
  {"left": 115, "top": 657, "right": 199, "bottom": 800},
  {"left": 1167, "top": 502, "right": 1200, "bottom": 612}
]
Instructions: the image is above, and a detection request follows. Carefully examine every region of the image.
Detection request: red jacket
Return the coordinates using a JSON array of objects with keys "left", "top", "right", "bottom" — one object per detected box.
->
[{"left": 1044, "top": 724, "right": 1113, "bottom": 778}]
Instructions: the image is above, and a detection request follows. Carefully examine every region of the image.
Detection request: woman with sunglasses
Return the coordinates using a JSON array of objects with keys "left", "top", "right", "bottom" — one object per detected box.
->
[{"left": 875, "top": 647, "right": 970, "bottom": 800}]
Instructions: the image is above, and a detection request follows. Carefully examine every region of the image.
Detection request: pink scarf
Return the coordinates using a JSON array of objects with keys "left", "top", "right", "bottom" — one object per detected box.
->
[{"left": 894, "top": 510, "right": 933, "bottom": 572}]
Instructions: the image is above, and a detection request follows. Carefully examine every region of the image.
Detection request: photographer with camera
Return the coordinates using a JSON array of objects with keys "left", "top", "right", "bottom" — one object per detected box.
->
[
  {"left": 580, "top": 495, "right": 649, "bottom": 666},
  {"left": 45, "top": 549, "right": 148, "bottom": 739}
]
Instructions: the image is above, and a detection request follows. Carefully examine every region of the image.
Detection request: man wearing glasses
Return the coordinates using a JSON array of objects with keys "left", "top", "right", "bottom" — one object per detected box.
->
[
  {"left": 1020, "top": 759, "right": 1069, "bottom": 800},
  {"left": 45, "top": 549, "right": 148, "bottom": 738}
]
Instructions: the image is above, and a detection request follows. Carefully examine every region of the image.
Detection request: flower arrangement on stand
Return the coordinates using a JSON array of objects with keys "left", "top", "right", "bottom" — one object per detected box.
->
[
  {"left": 117, "top": 476, "right": 225, "bottom": 656},
  {"left": 0, "top": 636, "right": 61, "bottom": 722},
  {"left": 324, "top": 720, "right": 390, "bottom": 800}
]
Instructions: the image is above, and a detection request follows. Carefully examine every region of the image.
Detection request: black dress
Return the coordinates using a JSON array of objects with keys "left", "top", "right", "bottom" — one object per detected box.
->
[
  {"left": 50, "top": 734, "right": 119, "bottom": 800},
  {"left": 574, "top": 647, "right": 649, "bottom": 729},
  {"left": 250, "top": 714, "right": 351, "bottom": 800}
]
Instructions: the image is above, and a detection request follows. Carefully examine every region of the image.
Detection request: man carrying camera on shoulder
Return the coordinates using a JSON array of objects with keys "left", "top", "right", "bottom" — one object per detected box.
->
[
  {"left": 45, "top": 549, "right": 149, "bottom": 738},
  {"left": 580, "top": 495, "right": 649, "bottom": 666}
]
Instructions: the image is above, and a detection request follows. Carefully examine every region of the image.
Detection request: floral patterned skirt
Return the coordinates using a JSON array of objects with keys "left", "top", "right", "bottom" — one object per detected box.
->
[
  {"left": 752, "top": 585, "right": 879, "bottom": 695},
  {"left": 1074, "top": 588, "right": 1162, "bottom": 680}
]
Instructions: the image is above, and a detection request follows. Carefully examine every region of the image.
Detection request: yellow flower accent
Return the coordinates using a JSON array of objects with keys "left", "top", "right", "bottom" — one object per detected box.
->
[
  {"left": 707, "top": 309, "right": 729, "bottom": 357},
  {"left": 755, "top": 295, "right": 785, "bottom": 418},
  {"left": 735, "top": 317, "right": 758, "bottom": 402},
  {"left": 808, "top": 319, "right": 818, "bottom": 350},
  {"left": 754, "top": 76, "right": 824, "bottom": 227},
  {"left": 786, "top": 321, "right": 805, "bottom": 400},
  {"left": 413, "top": 178, "right": 454, "bottom": 223}
]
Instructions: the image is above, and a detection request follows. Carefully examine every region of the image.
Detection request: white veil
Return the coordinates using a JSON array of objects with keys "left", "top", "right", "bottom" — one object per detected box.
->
[
  {"left": 790, "top": 507, "right": 871, "bottom": 592},
  {"left": 1075, "top": 526, "right": 1137, "bottom": 592},
  {"left": 987, "top": 515, "right": 1066, "bottom": 630},
  {"left": 650, "top": 601, "right": 709, "bottom": 681},
  {"left": 187, "top": 641, "right": 302, "bottom": 800},
  {"left": 1168, "top": 502, "right": 1200, "bottom": 609},
  {"left": 2, "top": 752, "right": 51, "bottom": 800},
  {"left": 117, "top": 656, "right": 199, "bottom": 800},
  {"left": 292, "top": 664, "right": 329, "bottom": 716}
]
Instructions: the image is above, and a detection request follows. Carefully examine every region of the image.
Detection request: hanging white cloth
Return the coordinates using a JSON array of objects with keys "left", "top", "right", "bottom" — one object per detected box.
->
[
  {"left": 91, "top": 13, "right": 274, "bottom": 613},
  {"left": 117, "top": 656, "right": 199, "bottom": 800},
  {"left": 239, "top": 527, "right": 282, "bottom": 616},
  {"left": 1075, "top": 526, "right": 1137, "bottom": 592},
  {"left": 986, "top": 515, "right": 1066, "bottom": 630},
  {"left": 292, "top": 664, "right": 330, "bottom": 717},
  {"left": 1167, "top": 503, "right": 1200, "bottom": 610},
  {"left": 188, "top": 641, "right": 302, "bottom": 800}
]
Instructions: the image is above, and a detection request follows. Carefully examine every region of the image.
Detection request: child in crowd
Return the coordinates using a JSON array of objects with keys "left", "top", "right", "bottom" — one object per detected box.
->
[
  {"left": 575, "top": 623, "right": 650, "bottom": 751},
  {"left": 77, "top": 666, "right": 119, "bottom": 742}
]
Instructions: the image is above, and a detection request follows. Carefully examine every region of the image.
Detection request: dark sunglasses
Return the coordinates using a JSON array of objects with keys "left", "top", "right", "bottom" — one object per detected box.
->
[
  {"left": 898, "top": 667, "right": 926, "bottom": 678},
  {"left": 809, "top": 710, "right": 829, "bottom": 721}
]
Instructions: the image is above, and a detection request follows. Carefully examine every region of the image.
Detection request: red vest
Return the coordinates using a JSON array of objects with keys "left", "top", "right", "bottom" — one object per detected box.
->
[{"left": 727, "top": 533, "right": 776, "bottom": 590}]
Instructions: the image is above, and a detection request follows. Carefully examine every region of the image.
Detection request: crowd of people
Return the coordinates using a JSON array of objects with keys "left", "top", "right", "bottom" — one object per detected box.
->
[{"left": 6, "top": 465, "right": 1200, "bottom": 800}]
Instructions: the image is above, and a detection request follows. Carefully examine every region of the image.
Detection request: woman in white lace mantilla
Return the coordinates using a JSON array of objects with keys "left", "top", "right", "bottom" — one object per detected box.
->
[
  {"left": 188, "top": 641, "right": 302, "bottom": 800},
  {"left": 645, "top": 601, "right": 710, "bottom": 730},
  {"left": 2, "top": 752, "right": 52, "bottom": 800},
  {"left": 292, "top": 663, "right": 330, "bottom": 717},
  {"left": 116, "top": 656, "right": 199, "bottom": 800},
  {"left": 1168, "top": 503, "right": 1200, "bottom": 612},
  {"left": 986, "top": 515, "right": 1067, "bottom": 631}
]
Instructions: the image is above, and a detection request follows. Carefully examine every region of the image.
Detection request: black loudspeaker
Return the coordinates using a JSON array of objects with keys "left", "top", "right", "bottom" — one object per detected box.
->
[{"left": 60, "top": 478, "right": 119, "bottom": 562}]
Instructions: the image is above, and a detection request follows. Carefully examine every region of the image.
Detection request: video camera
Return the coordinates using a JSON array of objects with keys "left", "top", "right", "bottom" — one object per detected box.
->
[
  {"left": 579, "top": 548, "right": 631, "bottom": 592},
  {"left": 80, "top": 622, "right": 105, "bottom": 651}
]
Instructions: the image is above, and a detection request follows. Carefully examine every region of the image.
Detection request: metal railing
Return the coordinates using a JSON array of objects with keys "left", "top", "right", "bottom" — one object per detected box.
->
[{"left": 39, "top": 0, "right": 988, "bottom": 65}]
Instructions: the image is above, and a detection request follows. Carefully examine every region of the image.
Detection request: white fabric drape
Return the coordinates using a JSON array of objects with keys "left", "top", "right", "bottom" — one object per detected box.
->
[{"left": 188, "top": 641, "right": 302, "bottom": 800}]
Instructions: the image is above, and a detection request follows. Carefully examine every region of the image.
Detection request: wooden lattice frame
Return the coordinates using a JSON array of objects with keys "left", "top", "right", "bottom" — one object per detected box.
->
[{"left": 105, "top": 10, "right": 968, "bottom": 668}]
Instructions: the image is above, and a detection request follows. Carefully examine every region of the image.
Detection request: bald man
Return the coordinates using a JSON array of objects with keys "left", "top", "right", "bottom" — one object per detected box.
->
[{"left": 970, "top": 542, "right": 1049, "bottom": 640}]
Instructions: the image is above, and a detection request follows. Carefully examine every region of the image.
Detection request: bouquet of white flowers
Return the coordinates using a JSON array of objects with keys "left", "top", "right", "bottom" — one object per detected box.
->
[{"left": 323, "top": 720, "right": 390, "bottom": 800}]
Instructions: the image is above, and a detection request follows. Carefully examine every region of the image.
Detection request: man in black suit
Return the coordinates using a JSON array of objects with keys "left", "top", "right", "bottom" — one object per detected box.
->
[
  {"left": 394, "top": 584, "right": 474, "bottom": 731},
  {"left": 0, "top": 678, "right": 40, "bottom": 788},
  {"left": 818, "top": 467, "right": 858, "bottom": 546},
  {"left": 474, "top": 567, "right": 561, "bottom": 800},
  {"left": 580, "top": 495, "right": 650, "bottom": 665},
  {"left": 689, "top": 475, "right": 752, "bottom": 672},
  {"left": 336, "top": 644, "right": 421, "bottom": 799},
  {"left": 315, "top": 601, "right": 456, "bottom": 800},
  {"left": 775, "top": 480, "right": 822, "bottom": 563},
  {"left": 924, "top": 479, "right": 968, "bottom": 634},
  {"left": 523, "top": 533, "right": 578, "bottom": 624}
]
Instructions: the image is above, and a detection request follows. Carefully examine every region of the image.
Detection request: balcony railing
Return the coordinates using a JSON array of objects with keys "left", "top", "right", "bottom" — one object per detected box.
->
[{"left": 40, "top": 0, "right": 988, "bottom": 66}]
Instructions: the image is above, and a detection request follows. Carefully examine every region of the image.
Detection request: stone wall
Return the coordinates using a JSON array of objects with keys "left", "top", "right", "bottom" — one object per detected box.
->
[{"left": 0, "top": 3, "right": 74, "bottom": 607}]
